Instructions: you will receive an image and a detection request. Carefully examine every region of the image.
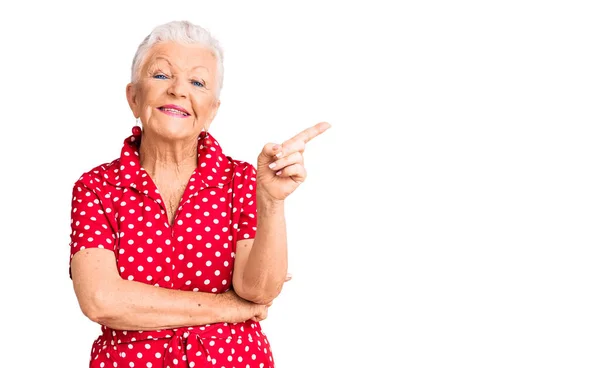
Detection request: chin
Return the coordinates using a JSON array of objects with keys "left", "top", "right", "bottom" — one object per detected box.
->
[
  {"left": 151, "top": 120, "right": 196, "bottom": 140},
  {"left": 159, "top": 128, "right": 197, "bottom": 141}
]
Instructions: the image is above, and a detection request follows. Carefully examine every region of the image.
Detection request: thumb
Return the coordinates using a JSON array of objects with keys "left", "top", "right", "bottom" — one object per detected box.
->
[{"left": 258, "top": 142, "right": 282, "bottom": 166}]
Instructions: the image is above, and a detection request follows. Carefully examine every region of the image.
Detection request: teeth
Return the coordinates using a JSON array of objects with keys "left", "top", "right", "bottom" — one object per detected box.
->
[{"left": 162, "top": 108, "right": 187, "bottom": 115}]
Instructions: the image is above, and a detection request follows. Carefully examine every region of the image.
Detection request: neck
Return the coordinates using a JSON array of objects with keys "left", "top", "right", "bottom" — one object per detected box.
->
[{"left": 138, "top": 134, "right": 198, "bottom": 179}]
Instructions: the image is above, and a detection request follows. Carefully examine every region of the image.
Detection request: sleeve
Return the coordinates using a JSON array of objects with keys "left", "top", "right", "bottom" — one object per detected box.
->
[
  {"left": 234, "top": 163, "right": 258, "bottom": 242},
  {"left": 69, "top": 180, "right": 116, "bottom": 277}
]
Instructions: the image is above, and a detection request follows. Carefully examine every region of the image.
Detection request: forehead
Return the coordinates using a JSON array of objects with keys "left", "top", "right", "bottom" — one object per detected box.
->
[{"left": 144, "top": 42, "right": 217, "bottom": 73}]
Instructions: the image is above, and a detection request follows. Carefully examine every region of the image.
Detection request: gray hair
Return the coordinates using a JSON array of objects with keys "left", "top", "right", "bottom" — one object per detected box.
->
[{"left": 131, "top": 20, "right": 224, "bottom": 99}]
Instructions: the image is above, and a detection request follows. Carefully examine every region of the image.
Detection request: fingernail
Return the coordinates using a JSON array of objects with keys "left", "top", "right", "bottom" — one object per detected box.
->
[
  {"left": 273, "top": 144, "right": 280, "bottom": 151},
  {"left": 275, "top": 152, "right": 283, "bottom": 158},
  {"left": 275, "top": 170, "right": 282, "bottom": 176},
  {"left": 268, "top": 162, "right": 276, "bottom": 169}
]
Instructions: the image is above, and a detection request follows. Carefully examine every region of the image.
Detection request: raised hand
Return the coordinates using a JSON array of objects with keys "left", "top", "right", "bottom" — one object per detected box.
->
[{"left": 256, "top": 122, "right": 331, "bottom": 202}]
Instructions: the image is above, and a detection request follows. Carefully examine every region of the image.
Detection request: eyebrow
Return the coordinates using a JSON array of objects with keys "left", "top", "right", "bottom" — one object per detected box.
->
[{"left": 153, "top": 56, "right": 208, "bottom": 71}]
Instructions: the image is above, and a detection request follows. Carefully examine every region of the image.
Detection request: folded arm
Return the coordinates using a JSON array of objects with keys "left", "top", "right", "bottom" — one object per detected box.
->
[{"left": 71, "top": 248, "right": 266, "bottom": 331}]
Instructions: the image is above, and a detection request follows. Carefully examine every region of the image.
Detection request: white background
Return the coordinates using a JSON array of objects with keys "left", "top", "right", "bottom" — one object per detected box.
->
[{"left": 0, "top": 1, "right": 599, "bottom": 367}]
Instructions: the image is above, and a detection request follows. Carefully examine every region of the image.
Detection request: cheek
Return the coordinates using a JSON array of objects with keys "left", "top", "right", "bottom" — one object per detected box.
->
[
  {"left": 144, "top": 106, "right": 157, "bottom": 121},
  {"left": 139, "top": 89, "right": 162, "bottom": 117},
  {"left": 139, "top": 82, "right": 164, "bottom": 104},
  {"left": 191, "top": 99, "right": 215, "bottom": 119}
]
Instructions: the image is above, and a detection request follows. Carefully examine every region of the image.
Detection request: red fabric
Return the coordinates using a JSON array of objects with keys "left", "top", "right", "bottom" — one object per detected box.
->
[{"left": 69, "top": 133, "right": 274, "bottom": 367}]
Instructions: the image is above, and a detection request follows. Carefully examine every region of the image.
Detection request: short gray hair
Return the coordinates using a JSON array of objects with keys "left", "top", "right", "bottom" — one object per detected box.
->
[{"left": 131, "top": 20, "right": 224, "bottom": 99}]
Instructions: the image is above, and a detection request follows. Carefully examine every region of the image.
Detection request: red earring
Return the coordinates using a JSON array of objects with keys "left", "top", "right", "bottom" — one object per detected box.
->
[
  {"left": 200, "top": 128, "right": 212, "bottom": 146},
  {"left": 132, "top": 118, "right": 142, "bottom": 136}
]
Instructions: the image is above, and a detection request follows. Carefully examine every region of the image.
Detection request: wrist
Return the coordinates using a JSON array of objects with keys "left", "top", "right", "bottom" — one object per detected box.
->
[
  {"left": 256, "top": 190, "right": 284, "bottom": 210},
  {"left": 215, "top": 291, "right": 236, "bottom": 323}
]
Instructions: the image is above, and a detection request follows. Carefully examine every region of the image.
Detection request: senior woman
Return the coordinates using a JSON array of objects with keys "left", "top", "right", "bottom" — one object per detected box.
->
[{"left": 69, "top": 20, "right": 330, "bottom": 368}]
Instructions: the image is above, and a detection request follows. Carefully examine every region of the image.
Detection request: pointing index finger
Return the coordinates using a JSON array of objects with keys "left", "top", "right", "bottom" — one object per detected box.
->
[{"left": 287, "top": 122, "right": 332, "bottom": 146}]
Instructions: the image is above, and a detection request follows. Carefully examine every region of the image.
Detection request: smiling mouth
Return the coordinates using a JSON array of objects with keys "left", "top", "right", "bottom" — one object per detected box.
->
[{"left": 158, "top": 106, "right": 190, "bottom": 117}]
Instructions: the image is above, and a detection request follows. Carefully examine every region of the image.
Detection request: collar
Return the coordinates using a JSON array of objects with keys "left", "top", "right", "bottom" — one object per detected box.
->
[{"left": 105, "top": 132, "right": 237, "bottom": 196}]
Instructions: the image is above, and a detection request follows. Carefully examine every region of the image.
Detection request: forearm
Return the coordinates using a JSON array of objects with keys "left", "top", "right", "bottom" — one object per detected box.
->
[
  {"left": 240, "top": 195, "right": 288, "bottom": 303},
  {"left": 90, "top": 279, "right": 231, "bottom": 331}
]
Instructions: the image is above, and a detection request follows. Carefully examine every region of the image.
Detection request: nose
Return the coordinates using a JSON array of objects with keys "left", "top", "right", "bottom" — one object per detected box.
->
[{"left": 167, "top": 76, "right": 188, "bottom": 98}]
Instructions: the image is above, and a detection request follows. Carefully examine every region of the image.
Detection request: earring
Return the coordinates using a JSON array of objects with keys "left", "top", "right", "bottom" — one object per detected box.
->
[
  {"left": 200, "top": 127, "right": 212, "bottom": 146},
  {"left": 132, "top": 118, "right": 142, "bottom": 136}
]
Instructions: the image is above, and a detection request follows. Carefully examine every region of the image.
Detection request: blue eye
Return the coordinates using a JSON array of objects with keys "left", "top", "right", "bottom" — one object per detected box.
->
[
  {"left": 153, "top": 74, "right": 168, "bottom": 79},
  {"left": 192, "top": 80, "right": 205, "bottom": 88}
]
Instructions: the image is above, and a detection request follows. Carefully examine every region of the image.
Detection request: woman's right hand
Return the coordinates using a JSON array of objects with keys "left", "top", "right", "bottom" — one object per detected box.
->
[
  {"left": 220, "top": 273, "right": 291, "bottom": 323},
  {"left": 220, "top": 289, "right": 271, "bottom": 323}
]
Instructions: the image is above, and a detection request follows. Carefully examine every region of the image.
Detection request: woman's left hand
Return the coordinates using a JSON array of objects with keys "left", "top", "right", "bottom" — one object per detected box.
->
[{"left": 256, "top": 122, "right": 331, "bottom": 202}]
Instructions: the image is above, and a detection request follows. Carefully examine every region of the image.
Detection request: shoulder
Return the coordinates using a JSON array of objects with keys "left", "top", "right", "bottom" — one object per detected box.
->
[
  {"left": 231, "top": 159, "right": 256, "bottom": 174},
  {"left": 73, "top": 157, "right": 121, "bottom": 192},
  {"left": 229, "top": 159, "right": 257, "bottom": 199},
  {"left": 231, "top": 159, "right": 257, "bottom": 178}
]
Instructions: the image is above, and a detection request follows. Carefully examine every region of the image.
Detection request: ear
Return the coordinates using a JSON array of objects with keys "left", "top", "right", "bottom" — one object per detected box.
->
[
  {"left": 205, "top": 99, "right": 221, "bottom": 130},
  {"left": 126, "top": 83, "right": 139, "bottom": 117}
]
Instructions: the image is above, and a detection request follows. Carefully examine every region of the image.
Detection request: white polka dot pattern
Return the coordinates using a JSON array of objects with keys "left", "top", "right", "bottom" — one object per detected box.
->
[{"left": 69, "top": 133, "right": 271, "bottom": 367}]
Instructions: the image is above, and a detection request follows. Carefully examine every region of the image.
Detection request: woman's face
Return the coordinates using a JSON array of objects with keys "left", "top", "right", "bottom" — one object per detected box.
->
[{"left": 126, "top": 42, "right": 220, "bottom": 142}]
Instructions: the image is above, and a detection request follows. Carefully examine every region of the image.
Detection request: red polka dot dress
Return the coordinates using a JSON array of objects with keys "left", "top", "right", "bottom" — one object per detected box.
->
[{"left": 69, "top": 132, "right": 275, "bottom": 368}]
